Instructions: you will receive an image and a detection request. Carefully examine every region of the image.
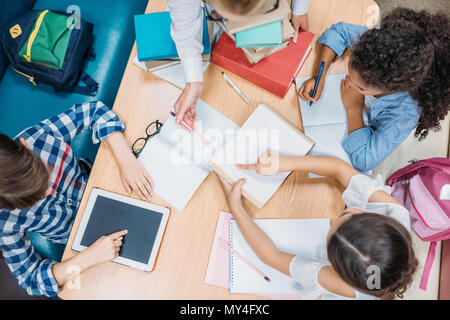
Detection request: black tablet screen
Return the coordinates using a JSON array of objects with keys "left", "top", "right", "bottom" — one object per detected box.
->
[{"left": 80, "top": 195, "right": 163, "bottom": 264}]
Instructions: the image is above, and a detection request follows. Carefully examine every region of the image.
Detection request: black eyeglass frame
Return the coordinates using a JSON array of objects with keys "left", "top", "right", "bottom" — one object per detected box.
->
[{"left": 131, "top": 120, "right": 163, "bottom": 157}]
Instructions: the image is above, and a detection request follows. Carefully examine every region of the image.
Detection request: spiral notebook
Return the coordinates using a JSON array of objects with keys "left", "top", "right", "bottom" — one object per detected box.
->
[
  {"left": 204, "top": 211, "right": 308, "bottom": 299},
  {"left": 229, "top": 218, "right": 330, "bottom": 294}
]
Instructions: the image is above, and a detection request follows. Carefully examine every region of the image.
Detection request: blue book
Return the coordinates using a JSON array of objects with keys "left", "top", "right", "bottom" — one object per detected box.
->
[
  {"left": 235, "top": 21, "right": 282, "bottom": 48},
  {"left": 134, "top": 10, "right": 211, "bottom": 61}
]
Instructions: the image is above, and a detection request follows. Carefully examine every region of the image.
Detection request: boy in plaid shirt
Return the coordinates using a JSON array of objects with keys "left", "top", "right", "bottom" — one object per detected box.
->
[{"left": 0, "top": 101, "right": 154, "bottom": 297}]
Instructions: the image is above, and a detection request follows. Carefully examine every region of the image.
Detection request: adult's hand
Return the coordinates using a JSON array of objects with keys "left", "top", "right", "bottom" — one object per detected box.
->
[
  {"left": 291, "top": 13, "right": 309, "bottom": 43},
  {"left": 173, "top": 82, "right": 203, "bottom": 131}
]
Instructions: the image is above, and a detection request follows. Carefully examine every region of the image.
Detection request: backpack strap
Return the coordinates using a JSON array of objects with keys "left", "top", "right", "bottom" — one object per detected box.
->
[
  {"left": 58, "top": 72, "right": 99, "bottom": 96},
  {"left": 419, "top": 241, "right": 437, "bottom": 291}
]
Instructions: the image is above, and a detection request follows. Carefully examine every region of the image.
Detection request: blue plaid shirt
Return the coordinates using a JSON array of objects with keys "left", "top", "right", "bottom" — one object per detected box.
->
[
  {"left": 0, "top": 101, "right": 125, "bottom": 297},
  {"left": 318, "top": 22, "right": 421, "bottom": 172}
]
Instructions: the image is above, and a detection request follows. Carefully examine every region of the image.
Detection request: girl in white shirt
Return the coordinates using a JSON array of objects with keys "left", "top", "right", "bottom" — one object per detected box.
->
[{"left": 219, "top": 151, "right": 418, "bottom": 299}]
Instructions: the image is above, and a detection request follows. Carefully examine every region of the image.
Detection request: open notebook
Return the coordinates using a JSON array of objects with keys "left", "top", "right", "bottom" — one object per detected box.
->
[
  {"left": 295, "top": 74, "right": 371, "bottom": 178},
  {"left": 138, "top": 100, "right": 239, "bottom": 211},
  {"left": 209, "top": 104, "right": 315, "bottom": 209},
  {"left": 139, "top": 102, "right": 314, "bottom": 211},
  {"left": 205, "top": 211, "right": 304, "bottom": 300},
  {"left": 230, "top": 218, "right": 330, "bottom": 294},
  {"left": 295, "top": 74, "right": 352, "bottom": 178}
]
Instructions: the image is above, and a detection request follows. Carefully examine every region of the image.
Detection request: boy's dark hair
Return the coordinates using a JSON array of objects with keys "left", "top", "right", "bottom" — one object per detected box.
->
[
  {"left": 0, "top": 134, "right": 50, "bottom": 210},
  {"left": 327, "top": 213, "right": 418, "bottom": 299},
  {"left": 350, "top": 8, "right": 450, "bottom": 140}
]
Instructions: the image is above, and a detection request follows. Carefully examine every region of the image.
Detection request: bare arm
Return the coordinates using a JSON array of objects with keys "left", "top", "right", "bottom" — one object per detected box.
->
[
  {"left": 52, "top": 230, "right": 127, "bottom": 288},
  {"left": 105, "top": 132, "right": 154, "bottom": 201},
  {"left": 219, "top": 178, "right": 294, "bottom": 276},
  {"left": 298, "top": 45, "right": 336, "bottom": 103},
  {"left": 237, "top": 151, "right": 359, "bottom": 189}
]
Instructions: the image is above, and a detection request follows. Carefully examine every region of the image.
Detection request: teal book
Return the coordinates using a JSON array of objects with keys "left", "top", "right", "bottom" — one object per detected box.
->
[
  {"left": 235, "top": 21, "right": 282, "bottom": 48},
  {"left": 134, "top": 9, "right": 211, "bottom": 61}
]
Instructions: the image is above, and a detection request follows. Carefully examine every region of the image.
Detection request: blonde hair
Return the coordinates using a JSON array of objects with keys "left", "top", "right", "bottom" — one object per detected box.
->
[{"left": 206, "top": 0, "right": 268, "bottom": 16}]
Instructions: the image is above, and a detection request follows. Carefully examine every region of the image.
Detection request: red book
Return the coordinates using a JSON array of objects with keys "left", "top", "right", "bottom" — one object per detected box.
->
[{"left": 211, "top": 30, "right": 314, "bottom": 98}]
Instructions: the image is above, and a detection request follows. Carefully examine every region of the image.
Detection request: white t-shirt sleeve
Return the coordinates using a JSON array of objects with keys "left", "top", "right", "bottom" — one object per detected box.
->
[
  {"left": 342, "top": 174, "right": 411, "bottom": 231},
  {"left": 289, "top": 255, "right": 325, "bottom": 300},
  {"left": 342, "top": 174, "right": 391, "bottom": 208}
]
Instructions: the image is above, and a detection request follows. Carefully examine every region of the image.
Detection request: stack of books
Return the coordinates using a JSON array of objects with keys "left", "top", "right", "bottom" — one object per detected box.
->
[
  {"left": 134, "top": 9, "right": 213, "bottom": 72},
  {"left": 217, "top": 0, "right": 294, "bottom": 64}
]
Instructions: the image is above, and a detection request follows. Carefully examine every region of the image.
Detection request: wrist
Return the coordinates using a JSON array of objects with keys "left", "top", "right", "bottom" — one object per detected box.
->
[
  {"left": 69, "top": 250, "right": 95, "bottom": 272},
  {"left": 186, "top": 82, "right": 203, "bottom": 90},
  {"left": 278, "top": 155, "right": 296, "bottom": 172},
  {"left": 228, "top": 196, "right": 244, "bottom": 213}
]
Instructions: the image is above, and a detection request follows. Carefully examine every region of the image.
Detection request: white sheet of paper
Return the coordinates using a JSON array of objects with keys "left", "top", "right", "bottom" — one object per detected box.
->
[
  {"left": 153, "top": 62, "right": 210, "bottom": 89},
  {"left": 230, "top": 219, "right": 330, "bottom": 294},
  {"left": 295, "top": 74, "right": 347, "bottom": 127},
  {"left": 211, "top": 104, "right": 314, "bottom": 207},
  {"left": 138, "top": 100, "right": 239, "bottom": 211},
  {"left": 133, "top": 55, "right": 210, "bottom": 90},
  {"left": 304, "top": 123, "right": 351, "bottom": 178}
]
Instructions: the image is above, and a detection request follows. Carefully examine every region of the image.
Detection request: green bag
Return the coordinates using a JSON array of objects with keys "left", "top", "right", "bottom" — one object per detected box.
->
[{"left": 18, "top": 10, "right": 76, "bottom": 69}]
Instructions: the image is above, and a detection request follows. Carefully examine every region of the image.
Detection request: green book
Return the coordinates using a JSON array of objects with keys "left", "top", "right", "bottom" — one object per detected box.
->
[{"left": 235, "top": 21, "right": 282, "bottom": 48}]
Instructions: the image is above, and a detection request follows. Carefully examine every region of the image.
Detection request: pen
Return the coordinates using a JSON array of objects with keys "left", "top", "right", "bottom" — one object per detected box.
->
[
  {"left": 169, "top": 111, "right": 193, "bottom": 132},
  {"left": 218, "top": 237, "right": 271, "bottom": 283},
  {"left": 310, "top": 61, "right": 325, "bottom": 106},
  {"left": 169, "top": 111, "right": 216, "bottom": 150},
  {"left": 222, "top": 72, "right": 250, "bottom": 104}
]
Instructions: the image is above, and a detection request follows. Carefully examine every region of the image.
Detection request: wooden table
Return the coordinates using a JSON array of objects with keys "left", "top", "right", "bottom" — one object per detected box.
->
[{"left": 59, "top": 0, "right": 379, "bottom": 299}]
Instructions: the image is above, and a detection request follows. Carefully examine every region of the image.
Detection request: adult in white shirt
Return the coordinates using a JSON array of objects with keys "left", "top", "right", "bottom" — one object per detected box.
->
[{"left": 167, "top": 0, "right": 310, "bottom": 130}]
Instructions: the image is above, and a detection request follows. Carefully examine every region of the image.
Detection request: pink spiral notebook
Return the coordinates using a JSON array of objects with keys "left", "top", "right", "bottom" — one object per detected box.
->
[{"left": 204, "top": 211, "right": 302, "bottom": 300}]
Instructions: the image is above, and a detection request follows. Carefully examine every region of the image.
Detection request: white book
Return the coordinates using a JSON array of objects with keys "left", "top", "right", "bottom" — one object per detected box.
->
[
  {"left": 138, "top": 100, "right": 239, "bottom": 211},
  {"left": 133, "top": 55, "right": 210, "bottom": 89},
  {"left": 139, "top": 103, "right": 315, "bottom": 211},
  {"left": 209, "top": 104, "right": 315, "bottom": 209},
  {"left": 229, "top": 218, "right": 330, "bottom": 294}
]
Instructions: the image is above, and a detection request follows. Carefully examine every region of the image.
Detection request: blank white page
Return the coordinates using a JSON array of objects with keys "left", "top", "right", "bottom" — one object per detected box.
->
[
  {"left": 138, "top": 99, "right": 239, "bottom": 211},
  {"left": 210, "top": 104, "right": 314, "bottom": 208},
  {"left": 295, "top": 74, "right": 347, "bottom": 127},
  {"left": 230, "top": 219, "right": 330, "bottom": 294}
]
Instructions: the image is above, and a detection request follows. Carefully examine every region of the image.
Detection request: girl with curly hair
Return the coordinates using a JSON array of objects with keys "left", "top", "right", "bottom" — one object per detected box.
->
[
  {"left": 298, "top": 8, "right": 450, "bottom": 172},
  {"left": 220, "top": 152, "right": 418, "bottom": 300}
]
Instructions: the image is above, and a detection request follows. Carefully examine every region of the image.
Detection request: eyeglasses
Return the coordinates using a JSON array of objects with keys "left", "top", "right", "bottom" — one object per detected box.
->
[
  {"left": 205, "top": 0, "right": 280, "bottom": 22},
  {"left": 132, "top": 120, "right": 163, "bottom": 157}
]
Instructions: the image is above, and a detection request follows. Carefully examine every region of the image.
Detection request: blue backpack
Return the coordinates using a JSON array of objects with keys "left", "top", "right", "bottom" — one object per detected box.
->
[{"left": 1, "top": 9, "right": 98, "bottom": 95}]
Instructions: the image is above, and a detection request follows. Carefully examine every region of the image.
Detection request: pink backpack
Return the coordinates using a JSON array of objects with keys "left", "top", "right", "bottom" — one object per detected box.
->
[{"left": 387, "top": 158, "right": 450, "bottom": 291}]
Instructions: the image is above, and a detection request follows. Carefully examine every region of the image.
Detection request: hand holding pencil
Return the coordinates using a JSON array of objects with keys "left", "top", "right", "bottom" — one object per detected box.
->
[{"left": 298, "top": 61, "right": 326, "bottom": 105}]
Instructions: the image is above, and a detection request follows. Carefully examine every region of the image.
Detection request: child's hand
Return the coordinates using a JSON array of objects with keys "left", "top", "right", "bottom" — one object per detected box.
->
[
  {"left": 118, "top": 154, "right": 155, "bottom": 201},
  {"left": 218, "top": 176, "right": 245, "bottom": 208},
  {"left": 341, "top": 75, "right": 365, "bottom": 110},
  {"left": 237, "top": 150, "right": 280, "bottom": 176},
  {"left": 298, "top": 76, "right": 325, "bottom": 104},
  {"left": 80, "top": 230, "right": 127, "bottom": 266}
]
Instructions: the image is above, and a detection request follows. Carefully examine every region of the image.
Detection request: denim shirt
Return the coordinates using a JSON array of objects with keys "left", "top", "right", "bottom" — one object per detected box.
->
[{"left": 318, "top": 22, "right": 420, "bottom": 172}]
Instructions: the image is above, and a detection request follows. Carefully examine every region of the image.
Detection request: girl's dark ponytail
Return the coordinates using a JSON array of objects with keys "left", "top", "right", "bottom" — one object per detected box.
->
[
  {"left": 350, "top": 8, "right": 450, "bottom": 140},
  {"left": 327, "top": 213, "right": 418, "bottom": 300}
]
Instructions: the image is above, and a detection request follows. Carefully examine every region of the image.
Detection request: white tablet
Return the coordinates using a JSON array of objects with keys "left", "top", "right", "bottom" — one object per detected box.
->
[{"left": 72, "top": 188, "right": 170, "bottom": 272}]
